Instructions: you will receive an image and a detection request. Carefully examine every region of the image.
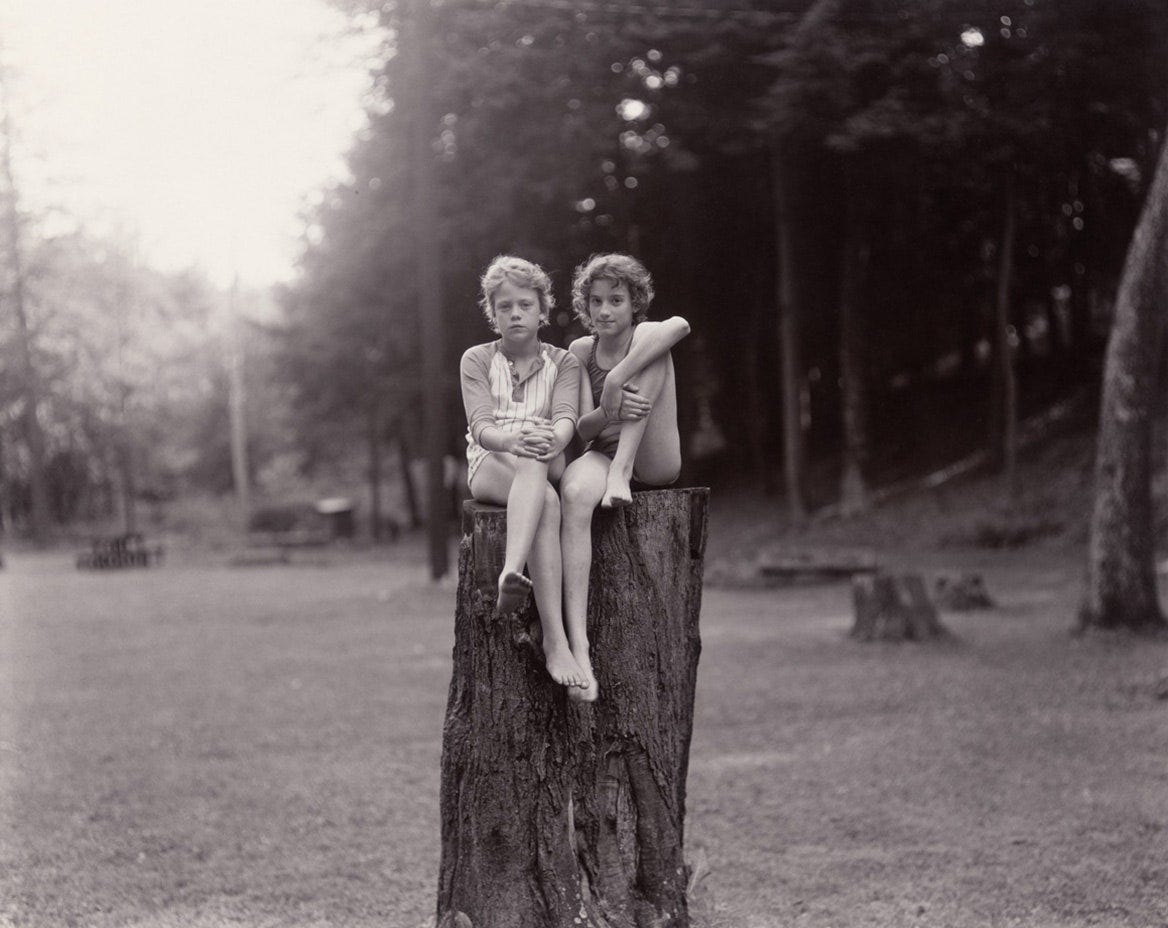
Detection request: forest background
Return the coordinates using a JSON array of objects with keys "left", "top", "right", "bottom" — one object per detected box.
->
[{"left": 2, "top": 0, "right": 1167, "bottom": 566}]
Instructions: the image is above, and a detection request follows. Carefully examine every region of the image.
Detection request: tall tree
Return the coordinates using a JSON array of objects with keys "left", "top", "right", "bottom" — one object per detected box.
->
[
  {"left": 1078, "top": 127, "right": 1168, "bottom": 632},
  {"left": 0, "top": 60, "right": 49, "bottom": 542}
]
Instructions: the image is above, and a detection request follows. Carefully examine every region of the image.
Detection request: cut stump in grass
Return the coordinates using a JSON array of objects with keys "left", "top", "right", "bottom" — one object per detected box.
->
[
  {"left": 438, "top": 489, "right": 709, "bottom": 928},
  {"left": 934, "top": 572, "right": 995, "bottom": 611},
  {"left": 851, "top": 572, "right": 948, "bottom": 641}
]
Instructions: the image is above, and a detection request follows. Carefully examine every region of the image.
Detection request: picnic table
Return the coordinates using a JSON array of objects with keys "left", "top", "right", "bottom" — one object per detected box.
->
[{"left": 243, "top": 503, "right": 333, "bottom": 564}]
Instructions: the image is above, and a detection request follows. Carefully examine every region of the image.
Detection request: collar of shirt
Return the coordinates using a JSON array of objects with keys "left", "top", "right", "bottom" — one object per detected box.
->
[{"left": 496, "top": 340, "right": 547, "bottom": 390}]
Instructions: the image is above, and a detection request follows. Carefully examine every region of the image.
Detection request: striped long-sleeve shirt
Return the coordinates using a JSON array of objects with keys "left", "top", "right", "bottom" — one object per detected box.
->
[{"left": 460, "top": 340, "right": 580, "bottom": 483}]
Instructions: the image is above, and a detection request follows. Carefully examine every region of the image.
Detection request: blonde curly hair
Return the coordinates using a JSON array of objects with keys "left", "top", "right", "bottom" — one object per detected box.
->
[{"left": 478, "top": 255, "right": 555, "bottom": 332}]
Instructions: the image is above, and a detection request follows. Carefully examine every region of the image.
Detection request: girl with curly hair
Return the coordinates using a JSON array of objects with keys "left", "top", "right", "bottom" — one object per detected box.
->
[{"left": 558, "top": 253, "right": 691, "bottom": 700}]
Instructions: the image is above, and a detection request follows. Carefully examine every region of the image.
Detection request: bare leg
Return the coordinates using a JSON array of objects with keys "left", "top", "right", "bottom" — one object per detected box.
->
[
  {"left": 603, "top": 354, "right": 681, "bottom": 506},
  {"left": 470, "top": 454, "right": 546, "bottom": 611},
  {"left": 468, "top": 453, "right": 585, "bottom": 688},
  {"left": 560, "top": 452, "right": 610, "bottom": 701},
  {"left": 527, "top": 484, "right": 587, "bottom": 688}
]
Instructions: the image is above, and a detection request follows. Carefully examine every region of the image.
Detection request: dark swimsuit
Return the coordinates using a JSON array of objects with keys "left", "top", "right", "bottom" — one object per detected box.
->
[
  {"left": 585, "top": 332, "right": 628, "bottom": 460},
  {"left": 585, "top": 327, "right": 677, "bottom": 489}
]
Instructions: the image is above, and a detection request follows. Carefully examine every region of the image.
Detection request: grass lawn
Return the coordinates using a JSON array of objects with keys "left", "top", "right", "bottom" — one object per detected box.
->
[{"left": 1, "top": 528, "right": 1167, "bottom": 927}]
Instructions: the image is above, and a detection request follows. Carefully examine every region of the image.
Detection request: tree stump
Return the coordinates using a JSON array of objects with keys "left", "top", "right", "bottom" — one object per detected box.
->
[
  {"left": 851, "top": 572, "right": 947, "bottom": 641},
  {"left": 933, "top": 572, "right": 995, "bottom": 611},
  {"left": 438, "top": 488, "right": 709, "bottom": 928}
]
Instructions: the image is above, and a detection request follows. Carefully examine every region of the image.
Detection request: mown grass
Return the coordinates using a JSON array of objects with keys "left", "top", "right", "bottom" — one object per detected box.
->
[{"left": 1, "top": 530, "right": 1166, "bottom": 927}]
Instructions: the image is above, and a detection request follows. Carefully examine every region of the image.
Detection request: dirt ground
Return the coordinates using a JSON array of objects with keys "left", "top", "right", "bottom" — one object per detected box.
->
[{"left": 1, "top": 514, "right": 1167, "bottom": 927}]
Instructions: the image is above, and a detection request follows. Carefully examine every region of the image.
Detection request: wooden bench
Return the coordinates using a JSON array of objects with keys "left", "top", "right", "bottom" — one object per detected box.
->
[
  {"left": 756, "top": 543, "right": 878, "bottom": 581},
  {"left": 76, "top": 533, "right": 164, "bottom": 570}
]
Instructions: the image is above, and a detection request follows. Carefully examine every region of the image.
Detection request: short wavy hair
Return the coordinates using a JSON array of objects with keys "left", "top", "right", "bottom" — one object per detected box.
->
[
  {"left": 571, "top": 253, "right": 654, "bottom": 332},
  {"left": 478, "top": 255, "right": 555, "bottom": 332}
]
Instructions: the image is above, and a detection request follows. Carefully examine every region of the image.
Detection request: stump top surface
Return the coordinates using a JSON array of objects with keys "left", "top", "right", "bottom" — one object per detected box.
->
[
  {"left": 461, "top": 487, "right": 709, "bottom": 532},
  {"left": 462, "top": 487, "right": 706, "bottom": 513}
]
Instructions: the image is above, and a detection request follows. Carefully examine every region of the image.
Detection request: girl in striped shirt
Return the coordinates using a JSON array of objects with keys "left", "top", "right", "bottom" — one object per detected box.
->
[{"left": 459, "top": 256, "right": 589, "bottom": 690}]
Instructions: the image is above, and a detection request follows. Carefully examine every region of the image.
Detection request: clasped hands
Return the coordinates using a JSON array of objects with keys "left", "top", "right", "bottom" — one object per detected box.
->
[{"left": 508, "top": 418, "right": 564, "bottom": 462}]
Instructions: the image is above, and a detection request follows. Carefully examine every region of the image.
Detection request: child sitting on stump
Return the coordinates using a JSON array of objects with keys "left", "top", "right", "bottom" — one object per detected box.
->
[
  {"left": 559, "top": 254, "right": 691, "bottom": 701},
  {"left": 459, "top": 255, "right": 589, "bottom": 691}
]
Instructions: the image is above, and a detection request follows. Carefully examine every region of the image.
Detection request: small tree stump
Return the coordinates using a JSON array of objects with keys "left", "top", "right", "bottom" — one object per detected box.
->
[
  {"left": 851, "top": 572, "right": 947, "bottom": 641},
  {"left": 934, "top": 572, "right": 995, "bottom": 611},
  {"left": 438, "top": 489, "right": 709, "bottom": 928}
]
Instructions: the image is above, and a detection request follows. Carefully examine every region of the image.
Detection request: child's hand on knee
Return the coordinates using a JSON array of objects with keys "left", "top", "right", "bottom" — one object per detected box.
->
[
  {"left": 517, "top": 420, "right": 555, "bottom": 458},
  {"left": 599, "top": 377, "right": 625, "bottom": 420},
  {"left": 617, "top": 384, "right": 652, "bottom": 421}
]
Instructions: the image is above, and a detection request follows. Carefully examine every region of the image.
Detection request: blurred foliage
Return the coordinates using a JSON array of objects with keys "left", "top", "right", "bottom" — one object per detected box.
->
[
  {"left": 5, "top": 0, "right": 1167, "bottom": 535},
  {"left": 0, "top": 221, "right": 295, "bottom": 528},
  {"left": 280, "top": 0, "right": 1167, "bottom": 502}
]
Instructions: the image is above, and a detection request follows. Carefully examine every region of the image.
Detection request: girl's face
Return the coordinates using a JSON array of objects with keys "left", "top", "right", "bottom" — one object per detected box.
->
[
  {"left": 492, "top": 280, "right": 543, "bottom": 343},
  {"left": 587, "top": 278, "right": 634, "bottom": 336}
]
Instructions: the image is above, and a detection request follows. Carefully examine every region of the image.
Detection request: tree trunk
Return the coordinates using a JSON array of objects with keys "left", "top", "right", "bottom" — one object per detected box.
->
[
  {"left": 439, "top": 489, "right": 708, "bottom": 928},
  {"left": 0, "top": 73, "right": 50, "bottom": 544},
  {"left": 397, "top": 425, "right": 421, "bottom": 529},
  {"left": 838, "top": 186, "right": 871, "bottom": 517},
  {"left": 367, "top": 404, "right": 383, "bottom": 542},
  {"left": 773, "top": 149, "right": 806, "bottom": 525},
  {"left": 769, "top": 0, "right": 841, "bottom": 522},
  {"left": 1079, "top": 129, "right": 1168, "bottom": 633},
  {"left": 402, "top": 0, "right": 448, "bottom": 579},
  {"left": 118, "top": 434, "right": 137, "bottom": 535},
  {"left": 851, "top": 573, "right": 947, "bottom": 642},
  {"left": 991, "top": 175, "right": 1019, "bottom": 498},
  {"left": 227, "top": 279, "right": 251, "bottom": 526}
]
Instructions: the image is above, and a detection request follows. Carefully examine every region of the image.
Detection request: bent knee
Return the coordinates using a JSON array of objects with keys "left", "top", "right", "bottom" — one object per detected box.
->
[
  {"left": 561, "top": 476, "right": 603, "bottom": 510},
  {"left": 514, "top": 456, "right": 548, "bottom": 477},
  {"left": 626, "top": 354, "right": 671, "bottom": 390}
]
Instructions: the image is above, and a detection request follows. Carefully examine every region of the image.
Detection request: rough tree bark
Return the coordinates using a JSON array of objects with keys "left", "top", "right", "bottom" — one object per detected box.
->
[
  {"left": 1079, "top": 128, "right": 1168, "bottom": 633},
  {"left": 439, "top": 489, "right": 708, "bottom": 928}
]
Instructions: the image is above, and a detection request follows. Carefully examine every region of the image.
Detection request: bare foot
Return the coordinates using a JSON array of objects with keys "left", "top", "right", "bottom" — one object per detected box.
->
[
  {"left": 544, "top": 645, "right": 587, "bottom": 688},
  {"left": 601, "top": 470, "right": 633, "bottom": 509},
  {"left": 568, "top": 651, "right": 599, "bottom": 703},
  {"left": 496, "top": 571, "right": 533, "bottom": 614}
]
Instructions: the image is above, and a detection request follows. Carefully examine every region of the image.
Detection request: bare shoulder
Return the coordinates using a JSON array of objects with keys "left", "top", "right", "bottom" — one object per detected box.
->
[{"left": 567, "top": 335, "right": 593, "bottom": 360}]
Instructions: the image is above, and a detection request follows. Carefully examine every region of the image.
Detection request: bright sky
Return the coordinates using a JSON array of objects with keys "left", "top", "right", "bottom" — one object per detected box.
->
[{"left": 4, "top": 0, "right": 382, "bottom": 287}]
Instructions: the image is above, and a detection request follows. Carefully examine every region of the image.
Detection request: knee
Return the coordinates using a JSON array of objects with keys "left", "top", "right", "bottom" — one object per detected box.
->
[
  {"left": 560, "top": 475, "right": 601, "bottom": 514},
  {"left": 514, "top": 457, "right": 547, "bottom": 478},
  {"left": 541, "top": 484, "right": 561, "bottom": 521}
]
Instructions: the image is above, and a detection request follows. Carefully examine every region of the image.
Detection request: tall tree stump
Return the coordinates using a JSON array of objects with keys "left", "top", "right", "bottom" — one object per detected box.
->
[
  {"left": 439, "top": 489, "right": 709, "bottom": 928},
  {"left": 851, "top": 572, "right": 947, "bottom": 641}
]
